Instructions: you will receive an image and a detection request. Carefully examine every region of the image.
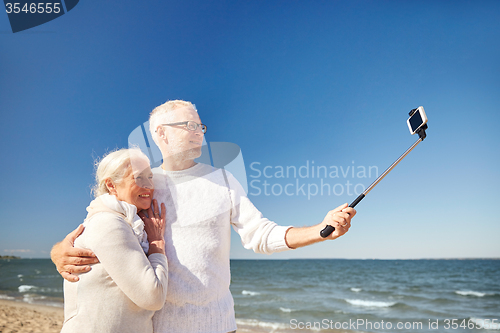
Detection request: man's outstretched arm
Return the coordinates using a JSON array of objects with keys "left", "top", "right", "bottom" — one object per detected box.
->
[
  {"left": 50, "top": 224, "right": 99, "bottom": 282},
  {"left": 284, "top": 203, "right": 356, "bottom": 249}
]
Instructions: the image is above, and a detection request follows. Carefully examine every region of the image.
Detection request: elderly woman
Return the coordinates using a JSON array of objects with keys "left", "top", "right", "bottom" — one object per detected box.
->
[{"left": 60, "top": 148, "right": 168, "bottom": 333}]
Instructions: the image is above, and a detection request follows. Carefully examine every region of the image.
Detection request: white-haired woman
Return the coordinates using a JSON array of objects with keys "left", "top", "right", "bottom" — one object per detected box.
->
[{"left": 61, "top": 148, "right": 168, "bottom": 333}]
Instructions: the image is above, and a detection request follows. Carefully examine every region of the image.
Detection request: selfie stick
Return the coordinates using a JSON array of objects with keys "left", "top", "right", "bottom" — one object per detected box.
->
[{"left": 320, "top": 112, "right": 428, "bottom": 238}]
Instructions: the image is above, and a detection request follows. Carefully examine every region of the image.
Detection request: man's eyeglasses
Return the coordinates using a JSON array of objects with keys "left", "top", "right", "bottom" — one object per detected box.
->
[{"left": 160, "top": 121, "right": 207, "bottom": 134}]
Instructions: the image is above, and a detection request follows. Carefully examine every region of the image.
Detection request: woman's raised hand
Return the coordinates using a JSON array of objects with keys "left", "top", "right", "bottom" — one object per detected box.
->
[{"left": 138, "top": 199, "right": 166, "bottom": 255}]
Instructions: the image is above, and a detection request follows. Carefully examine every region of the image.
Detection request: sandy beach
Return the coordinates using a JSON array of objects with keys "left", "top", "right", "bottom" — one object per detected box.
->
[
  {"left": 0, "top": 300, "right": 278, "bottom": 333},
  {"left": 0, "top": 299, "right": 340, "bottom": 333},
  {"left": 0, "top": 299, "right": 63, "bottom": 333}
]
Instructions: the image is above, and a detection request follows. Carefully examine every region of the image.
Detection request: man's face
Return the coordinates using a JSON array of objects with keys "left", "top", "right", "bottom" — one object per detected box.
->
[{"left": 162, "top": 107, "right": 204, "bottom": 161}]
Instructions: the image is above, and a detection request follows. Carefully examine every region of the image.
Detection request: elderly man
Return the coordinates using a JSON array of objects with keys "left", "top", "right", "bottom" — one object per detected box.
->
[{"left": 51, "top": 100, "right": 356, "bottom": 333}]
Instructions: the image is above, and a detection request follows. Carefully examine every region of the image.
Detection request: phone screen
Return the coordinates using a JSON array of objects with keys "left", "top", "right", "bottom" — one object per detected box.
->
[{"left": 409, "top": 111, "right": 423, "bottom": 132}]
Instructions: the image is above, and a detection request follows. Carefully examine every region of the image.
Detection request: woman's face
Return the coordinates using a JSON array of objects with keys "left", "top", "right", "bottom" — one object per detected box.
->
[{"left": 113, "top": 158, "right": 154, "bottom": 211}]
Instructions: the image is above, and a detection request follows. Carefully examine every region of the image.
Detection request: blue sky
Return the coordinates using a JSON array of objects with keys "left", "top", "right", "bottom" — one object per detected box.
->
[{"left": 1, "top": 0, "right": 499, "bottom": 259}]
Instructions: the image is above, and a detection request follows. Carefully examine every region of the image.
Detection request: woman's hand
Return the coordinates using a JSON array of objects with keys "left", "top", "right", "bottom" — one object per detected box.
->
[{"left": 138, "top": 199, "right": 166, "bottom": 255}]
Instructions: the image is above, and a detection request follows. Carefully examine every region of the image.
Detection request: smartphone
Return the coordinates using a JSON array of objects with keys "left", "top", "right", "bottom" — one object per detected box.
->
[{"left": 407, "top": 106, "right": 428, "bottom": 135}]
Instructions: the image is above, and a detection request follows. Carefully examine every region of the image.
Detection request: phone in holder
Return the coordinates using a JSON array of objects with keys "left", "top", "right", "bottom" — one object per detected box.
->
[{"left": 407, "top": 106, "right": 428, "bottom": 135}]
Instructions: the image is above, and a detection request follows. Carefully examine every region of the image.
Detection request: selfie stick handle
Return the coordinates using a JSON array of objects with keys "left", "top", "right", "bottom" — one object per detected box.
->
[{"left": 320, "top": 128, "right": 426, "bottom": 238}]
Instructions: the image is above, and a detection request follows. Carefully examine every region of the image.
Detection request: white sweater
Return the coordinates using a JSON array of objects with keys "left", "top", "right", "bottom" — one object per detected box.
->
[
  {"left": 151, "top": 163, "right": 291, "bottom": 333},
  {"left": 61, "top": 194, "right": 168, "bottom": 333}
]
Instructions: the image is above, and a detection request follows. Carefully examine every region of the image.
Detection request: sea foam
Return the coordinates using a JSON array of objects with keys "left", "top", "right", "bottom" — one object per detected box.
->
[
  {"left": 455, "top": 290, "right": 487, "bottom": 297},
  {"left": 0, "top": 294, "right": 15, "bottom": 300},
  {"left": 242, "top": 290, "right": 261, "bottom": 296},
  {"left": 346, "top": 299, "right": 396, "bottom": 307},
  {"left": 279, "top": 307, "right": 294, "bottom": 312},
  {"left": 236, "top": 318, "right": 289, "bottom": 330},
  {"left": 18, "top": 285, "right": 37, "bottom": 293}
]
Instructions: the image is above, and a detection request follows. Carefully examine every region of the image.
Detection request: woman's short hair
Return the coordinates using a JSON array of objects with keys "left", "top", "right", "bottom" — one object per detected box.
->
[
  {"left": 149, "top": 100, "right": 197, "bottom": 146},
  {"left": 92, "top": 148, "right": 150, "bottom": 198}
]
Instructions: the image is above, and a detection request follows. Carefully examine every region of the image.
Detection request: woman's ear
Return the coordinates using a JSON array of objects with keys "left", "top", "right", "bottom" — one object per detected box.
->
[{"left": 105, "top": 178, "right": 117, "bottom": 195}]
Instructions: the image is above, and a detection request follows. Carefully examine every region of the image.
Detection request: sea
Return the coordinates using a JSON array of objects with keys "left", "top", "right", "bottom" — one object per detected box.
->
[{"left": 1, "top": 258, "right": 499, "bottom": 333}]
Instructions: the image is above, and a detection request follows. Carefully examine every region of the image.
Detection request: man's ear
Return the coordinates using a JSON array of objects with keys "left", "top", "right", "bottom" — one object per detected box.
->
[
  {"left": 156, "top": 126, "right": 168, "bottom": 143},
  {"left": 105, "top": 178, "right": 117, "bottom": 195}
]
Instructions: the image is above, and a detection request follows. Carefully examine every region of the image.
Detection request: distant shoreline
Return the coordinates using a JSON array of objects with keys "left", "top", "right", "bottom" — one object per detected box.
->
[{"left": 0, "top": 255, "right": 21, "bottom": 259}]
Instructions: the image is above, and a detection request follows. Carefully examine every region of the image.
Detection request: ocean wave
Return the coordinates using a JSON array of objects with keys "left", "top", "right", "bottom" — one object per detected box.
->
[
  {"left": 345, "top": 299, "right": 397, "bottom": 308},
  {"left": 455, "top": 290, "right": 490, "bottom": 297},
  {"left": 21, "top": 294, "right": 63, "bottom": 308},
  {"left": 18, "top": 285, "right": 37, "bottom": 293},
  {"left": 17, "top": 285, "right": 62, "bottom": 293},
  {"left": 23, "top": 294, "right": 46, "bottom": 303},
  {"left": 236, "top": 318, "right": 289, "bottom": 330},
  {"left": 350, "top": 287, "right": 362, "bottom": 292},
  {"left": 0, "top": 294, "right": 15, "bottom": 300},
  {"left": 279, "top": 307, "right": 295, "bottom": 313},
  {"left": 242, "top": 290, "right": 261, "bottom": 296}
]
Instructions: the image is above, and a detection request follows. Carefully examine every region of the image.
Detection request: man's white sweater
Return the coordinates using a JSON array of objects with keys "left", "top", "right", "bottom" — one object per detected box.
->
[{"left": 151, "top": 163, "right": 291, "bottom": 333}]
